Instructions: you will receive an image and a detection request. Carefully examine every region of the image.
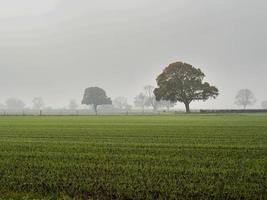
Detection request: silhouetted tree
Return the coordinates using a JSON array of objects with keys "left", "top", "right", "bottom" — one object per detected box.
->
[
  {"left": 32, "top": 97, "right": 45, "bottom": 110},
  {"left": 113, "top": 96, "right": 128, "bottom": 110},
  {"left": 6, "top": 98, "right": 25, "bottom": 110},
  {"left": 235, "top": 89, "right": 256, "bottom": 109},
  {"left": 261, "top": 101, "right": 267, "bottom": 109},
  {"left": 144, "top": 85, "right": 158, "bottom": 111},
  {"left": 82, "top": 87, "right": 112, "bottom": 115},
  {"left": 134, "top": 93, "right": 146, "bottom": 113},
  {"left": 69, "top": 99, "right": 78, "bottom": 110},
  {"left": 154, "top": 62, "right": 219, "bottom": 113}
]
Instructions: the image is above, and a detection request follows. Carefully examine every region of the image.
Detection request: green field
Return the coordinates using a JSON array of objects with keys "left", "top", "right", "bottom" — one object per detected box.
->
[{"left": 0, "top": 115, "right": 266, "bottom": 199}]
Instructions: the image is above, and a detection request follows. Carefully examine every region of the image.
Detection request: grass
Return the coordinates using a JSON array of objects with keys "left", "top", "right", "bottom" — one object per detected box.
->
[{"left": 0, "top": 114, "right": 266, "bottom": 199}]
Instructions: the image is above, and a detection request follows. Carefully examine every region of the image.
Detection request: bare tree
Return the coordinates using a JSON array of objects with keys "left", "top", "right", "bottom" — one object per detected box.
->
[
  {"left": 113, "top": 96, "right": 128, "bottom": 110},
  {"left": 69, "top": 99, "right": 78, "bottom": 110},
  {"left": 144, "top": 85, "right": 158, "bottom": 111},
  {"left": 134, "top": 93, "right": 146, "bottom": 113},
  {"left": 32, "top": 97, "right": 45, "bottom": 110},
  {"left": 6, "top": 98, "right": 25, "bottom": 110},
  {"left": 235, "top": 89, "right": 256, "bottom": 109},
  {"left": 261, "top": 101, "right": 267, "bottom": 109}
]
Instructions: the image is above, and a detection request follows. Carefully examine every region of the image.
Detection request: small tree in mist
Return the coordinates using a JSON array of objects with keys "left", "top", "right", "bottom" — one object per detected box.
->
[
  {"left": 82, "top": 87, "right": 112, "bottom": 115},
  {"left": 261, "top": 101, "right": 267, "bottom": 109},
  {"left": 6, "top": 98, "right": 26, "bottom": 110},
  {"left": 113, "top": 96, "right": 128, "bottom": 110},
  {"left": 69, "top": 99, "right": 78, "bottom": 110},
  {"left": 134, "top": 93, "right": 146, "bottom": 113},
  {"left": 235, "top": 89, "right": 256, "bottom": 109},
  {"left": 154, "top": 62, "right": 219, "bottom": 113},
  {"left": 144, "top": 85, "right": 158, "bottom": 111},
  {"left": 32, "top": 97, "right": 45, "bottom": 110}
]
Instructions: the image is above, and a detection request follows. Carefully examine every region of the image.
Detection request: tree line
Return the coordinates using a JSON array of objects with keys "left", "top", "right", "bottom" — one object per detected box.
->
[
  {"left": 81, "top": 62, "right": 219, "bottom": 114},
  {"left": 81, "top": 61, "right": 267, "bottom": 113},
  {"left": 0, "top": 61, "right": 266, "bottom": 113}
]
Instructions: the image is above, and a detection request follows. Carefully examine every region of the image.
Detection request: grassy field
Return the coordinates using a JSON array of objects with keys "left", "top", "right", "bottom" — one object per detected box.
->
[{"left": 0, "top": 114, "right": 266, "bottom": 199}]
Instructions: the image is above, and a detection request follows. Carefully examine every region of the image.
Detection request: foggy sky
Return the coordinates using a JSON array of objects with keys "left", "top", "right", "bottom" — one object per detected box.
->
[{"left": 0, "top": 0, "right": 267, "bottom": 109}]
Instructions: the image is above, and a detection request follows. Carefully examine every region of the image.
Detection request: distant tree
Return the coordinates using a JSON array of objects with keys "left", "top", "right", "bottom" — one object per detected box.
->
[
  {"left": 32, "top": 97, "right": 45, "bottom": 110},
  {"left": 262, "top": 101, "right": 267, "bottom": 109},
  {"left": 113, "top": 96, "right": 128, "bottom": 110},
  {"left": 154, "top": 62, "right": 219, "bottom": 113},
  {"left": 69, "top": 99, "right": 78, "bottom": 110},
  {"left": 134, "top": 93, "right": 146, "bottom": 113},
  {"left": 82, "top": 87, "right": 112, "bottom": 115},
  {"left": 144, "top": 85, "right": 158, "bottom": 111},
  {"left": 6, "top": 98, "right": 25, "bottom": 110},
  {"left": 235, "top": 89, "right": 256, "bottom": 109}
]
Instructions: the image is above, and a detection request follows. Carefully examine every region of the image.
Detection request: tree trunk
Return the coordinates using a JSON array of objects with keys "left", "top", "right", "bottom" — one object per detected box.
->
[
  {"left": 184, "top": 102, "right": 190, "bottom": 113},
  {"left": 93, "top": 104, "right": 98, "bottom": 115}
]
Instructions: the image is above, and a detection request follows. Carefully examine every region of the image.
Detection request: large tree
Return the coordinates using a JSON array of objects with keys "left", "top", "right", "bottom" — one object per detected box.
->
[
  {"left": 235, "top": 89, "right": 256, "bottom": 109},
  {"left": 82, "top": 87, "right": 112, "bottom": 115},
  {"left": 154, "top": 62, "right": 219, "bottom": 113}
]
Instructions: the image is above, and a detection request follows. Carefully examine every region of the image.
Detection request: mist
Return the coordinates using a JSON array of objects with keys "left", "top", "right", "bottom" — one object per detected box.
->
[{"left": 0, "top": 0, "right": 267, "bottom": 109}]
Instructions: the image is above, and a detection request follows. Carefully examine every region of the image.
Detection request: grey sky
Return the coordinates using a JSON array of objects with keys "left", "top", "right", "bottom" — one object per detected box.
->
[{"left": 0, "top": 0, "right": 266, "bottom": 109}]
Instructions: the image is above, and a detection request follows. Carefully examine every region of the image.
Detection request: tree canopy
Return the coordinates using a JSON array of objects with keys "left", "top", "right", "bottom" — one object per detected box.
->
[
  {"left": 82, "top": 87, "right": 112, "bottom": 114},
  {"left": 154, "top": 62, "right": 219, "bottom": 112},
  {"left": 235, "top": 89, "right": 256, "bottom": 109}
]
